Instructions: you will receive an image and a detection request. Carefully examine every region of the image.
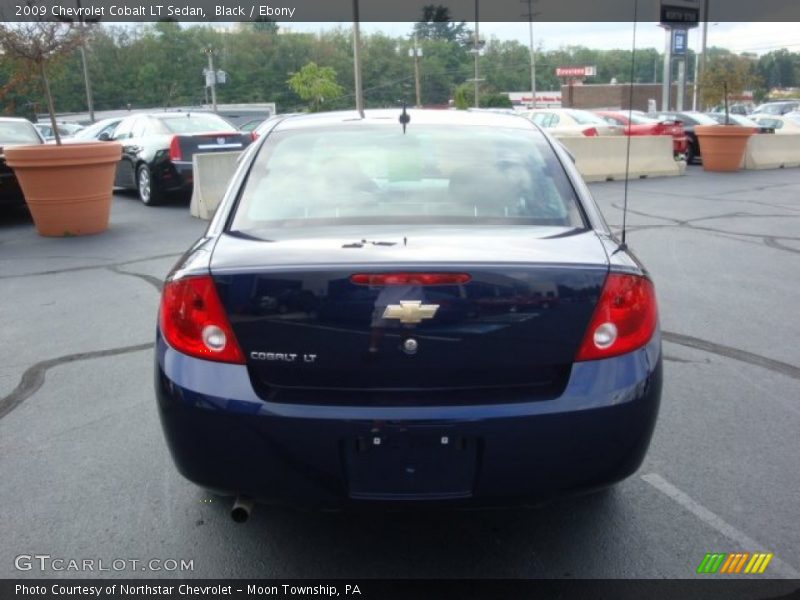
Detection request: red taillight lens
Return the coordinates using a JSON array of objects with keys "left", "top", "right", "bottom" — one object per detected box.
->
[
  {"left": 159, "top": 275, "right": 245, "bottom": 364},
  {"left": 583, "top": 127, "right": 599, "bottom": 137},
  {"left": 250, "top": 131, "right": 258, "bottom": 141},
  {"left": 350, "top": 272, "right": 471, "bottom": 286},
  {"left": 575, "top": 273, "right": 658, "bottom": 361},
  {"left": 168, "top": 135, "right": 182, "bottom": 162}
]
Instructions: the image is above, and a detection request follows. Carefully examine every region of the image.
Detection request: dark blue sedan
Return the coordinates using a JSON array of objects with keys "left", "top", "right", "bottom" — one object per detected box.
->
[{"left": 155, "top": 110, "right": 662, "bottom": 519}]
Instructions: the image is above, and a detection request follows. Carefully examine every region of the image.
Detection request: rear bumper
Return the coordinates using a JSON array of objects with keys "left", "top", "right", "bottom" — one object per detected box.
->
[
  {"left": 153, "top": 160, "right": 193, "bottom": 194},
  {"left": 155, "top": 332, "right": 662, "bottom": 508}
]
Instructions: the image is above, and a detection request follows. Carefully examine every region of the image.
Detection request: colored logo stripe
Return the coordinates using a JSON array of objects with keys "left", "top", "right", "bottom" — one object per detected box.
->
[
  {"left": 745, "top": 553, "right": 774, "bottom": 574},
  {"left": 720, "top": 553, "right": 749, "bottom": 573},
  {"left": 697, "top": 553, "right": 726, "bottom": 574},
  {"left": 698, "top": 553, "right": 773, "bottom": 574}
]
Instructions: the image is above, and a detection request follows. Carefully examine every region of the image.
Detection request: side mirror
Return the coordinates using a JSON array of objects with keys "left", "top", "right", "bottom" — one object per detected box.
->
[{"left": 98, "top": 132, "right": 111, "bottom": 141}]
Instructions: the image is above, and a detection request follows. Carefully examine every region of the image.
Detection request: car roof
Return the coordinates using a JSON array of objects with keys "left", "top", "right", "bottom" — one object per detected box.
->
[
  {"left": 271, "top": 109, "right": 538, "bottom": 132},
  {"left": 0, "top": 117, "right": 34, "bottom": 124}
]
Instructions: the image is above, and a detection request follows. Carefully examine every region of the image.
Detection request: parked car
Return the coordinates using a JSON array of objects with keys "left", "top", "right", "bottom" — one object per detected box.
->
[
  {"left": 521, "top": 108, "right": 623, "bottom": 137},
  {"left": 749, "top": 113, "right": 800, "bottom": 134},
  {"left": 64, "top": 117, "right": 122, "bottom": 143},
  {"left": 155, "top": 109, "right": 662, "bottom": 515},
  {"left": 705, "top": 112, "right": 774, "bottom": 134},
  {"left": 646, "top": 111, "right": 720, "bottom": 164},
  {"left": 34, "top": 121, "right": 83, "bottom": 141},
  {"left": 751, "top": 101, "right": 800, "bottom": 116},
  {"left": 595, "top": 110, "right": 688, "bottom": 156},
  {"left": 109, "top": 112, "right": 254, "bottom": 205},
  {"left": 0, "top": 117, "right": 45, "bottom": 207}
]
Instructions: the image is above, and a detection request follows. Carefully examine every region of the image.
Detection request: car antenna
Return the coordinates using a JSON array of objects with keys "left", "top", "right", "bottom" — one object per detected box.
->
[
  {"left": 399, "top": 101, "right": 410, "bottom": 134},
  {"left": 616, "top": 0, "right": 639, "bottom": 254}
]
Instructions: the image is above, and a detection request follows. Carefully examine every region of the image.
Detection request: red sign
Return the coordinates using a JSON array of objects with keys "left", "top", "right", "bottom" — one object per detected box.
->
[{"left": 556, "top": 66, "right": 596, "bottom": 78}]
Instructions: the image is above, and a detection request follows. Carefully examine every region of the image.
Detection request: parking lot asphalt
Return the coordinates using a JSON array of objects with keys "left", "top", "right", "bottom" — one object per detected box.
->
[{"left": 1, "top": 169, "right": 799, "bottom": 579}]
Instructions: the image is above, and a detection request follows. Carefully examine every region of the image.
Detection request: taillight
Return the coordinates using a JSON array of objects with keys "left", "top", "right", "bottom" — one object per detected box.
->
[
  {"left": 583, "top": 127, "right": 599, "bottom": 137},
  {"left": 250, "top": 131, "right": 258, "bottom": 141},
  {"left": 575, "top": 273, "right": 657, "bottom": 361},
  {"left": 168, "top": 135, "right": 182, "bottom": 162},
  {"left": 350, "top": 273, "right": 471, "bottom": 286},
  {"left": 159, "top": 275, "right": 245, "bottom": 364}
]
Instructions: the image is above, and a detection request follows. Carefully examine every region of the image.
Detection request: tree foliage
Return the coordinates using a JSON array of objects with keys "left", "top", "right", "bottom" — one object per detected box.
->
[
  {"left": 1, "top": 23, "right": 798, "bottom": 120},
  {"left": 413, "top": 5, "right": 471, "bottom": 46},
  {"left": 0, "top": 22, "right": 85, "bottom": 143},
  {"left": 699, "top": 53, "right": 760, "bottom": 110},
  {"left": 286, "top": 62, "right": 343, "bottom": 112}
]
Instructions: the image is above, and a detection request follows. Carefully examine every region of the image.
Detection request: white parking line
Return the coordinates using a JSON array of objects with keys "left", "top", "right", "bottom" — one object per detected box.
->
[{"left": 641, "top": 473, "right": 800, "bottom": 578}]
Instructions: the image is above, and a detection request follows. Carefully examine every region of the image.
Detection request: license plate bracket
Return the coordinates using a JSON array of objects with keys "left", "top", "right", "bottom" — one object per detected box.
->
[{"left": 344, "top": 433, "right": 477, "bottom": 500}]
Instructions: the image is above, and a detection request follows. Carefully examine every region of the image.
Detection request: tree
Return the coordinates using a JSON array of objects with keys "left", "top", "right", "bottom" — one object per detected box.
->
[
  {"left": 287, "top": 62, "right": 343, "bottom": 112},
  {"left": 699, "top": 54, "right": 759, "bottom": 115},
  {"left": 414, "top": 5, "right": 471, "bottom": 46},
  {"left": 0, "top": 22, "right": 85, "bottom": 144}
]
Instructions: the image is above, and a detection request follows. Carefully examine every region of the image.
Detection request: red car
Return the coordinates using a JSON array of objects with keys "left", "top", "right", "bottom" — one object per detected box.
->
[{"left": 595, "top": 110, "right": 688, "bottom": 157}]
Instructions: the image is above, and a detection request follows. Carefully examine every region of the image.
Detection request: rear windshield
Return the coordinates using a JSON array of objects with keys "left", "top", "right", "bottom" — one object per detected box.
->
[
  {"left": 0, "top": 121, "right": 41, "bottom": 145},
  {"left": 629, "top": 114, "right": 658, "bottom": 125},
  {"left": 230, "top": 124, "right": 585, "bottom": 232},
  {"left": 565, "top": 110, "right": 609, "bottom": 125},
  {"left": 158, "top": 114, "right": 236, "bottom": 134}
]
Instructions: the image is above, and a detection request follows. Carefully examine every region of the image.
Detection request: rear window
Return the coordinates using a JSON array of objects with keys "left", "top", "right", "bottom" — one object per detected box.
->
[
  {"left": 230, "top": 124, "right": 585, "bottom": 232},
  {"left": 629, "top": 114, "right": 658, "bottom": 125},
  {"left": 0, "top": 121, "right": 41, "bottom": 145},
  {"left": 565, "top": 110, "right": 608, "bottom": 125},
  {"left": 158, "top": 114, "right": 236, "bottom": 134}
]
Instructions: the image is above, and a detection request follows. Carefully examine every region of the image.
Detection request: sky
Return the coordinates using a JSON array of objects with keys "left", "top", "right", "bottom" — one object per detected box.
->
[{"left": 279, "top": 22, "right": 800, "bottom": 56}]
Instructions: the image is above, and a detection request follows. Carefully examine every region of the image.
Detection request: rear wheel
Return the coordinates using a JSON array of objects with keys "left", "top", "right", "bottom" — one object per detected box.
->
[
  {"left": 137, "top": 164, "right": 162, "bottom": 206},
  {"left": 686, "top": 142, "right": 696, "bottom": 165}
]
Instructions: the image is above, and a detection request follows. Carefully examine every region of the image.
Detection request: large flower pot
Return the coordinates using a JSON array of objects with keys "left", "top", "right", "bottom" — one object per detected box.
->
[
  {"left": 4, "top": 142, "right": 122, "bottom": 237},
  {"left": 694, "top": 125, "right": 755, "bottom": 172}
]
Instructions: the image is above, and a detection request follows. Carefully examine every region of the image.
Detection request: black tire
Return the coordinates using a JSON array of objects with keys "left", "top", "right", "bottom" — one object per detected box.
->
[
  {"left": 686, "top": 141, "right": 696, "bottom": 165},
  {"left": 136, "top": 164, "right": 162, "bottom": 206}
]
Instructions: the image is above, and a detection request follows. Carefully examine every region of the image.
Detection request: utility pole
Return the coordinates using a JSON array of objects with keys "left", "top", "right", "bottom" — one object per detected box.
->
[
  {"left": 411, "top": 33, "right": 422, "bottom": 107},
  {"left": 661, "top": 29, "right": 672, "bottom": 111},
  {"left": 352, "top": 0, "right": 364, "bottom": 116},
  {"left": 473, "top": 0, "right": 480, "bottom": 108},
  {"left": 521, "top": 0, "right": 538, "bottom": 108},
  {"left": 698, "top": 0, "right": 710, "bottom": 110},
  {"left": 204, "top": 47, "right": 217, "bottom": 112},
  {"left": 76, "top": 0, "right": 95, "bottom": 122}
]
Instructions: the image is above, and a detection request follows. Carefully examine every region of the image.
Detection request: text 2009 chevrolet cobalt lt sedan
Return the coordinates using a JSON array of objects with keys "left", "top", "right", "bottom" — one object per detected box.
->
[{"left": 156, "top": 109, "right": 662, "bottom": 516}]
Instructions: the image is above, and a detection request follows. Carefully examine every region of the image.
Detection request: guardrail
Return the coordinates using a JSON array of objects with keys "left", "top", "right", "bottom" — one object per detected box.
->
[
  {"left": 744, "top": 133, "right": 800, "bottom": 170},
  {"left": 189, "top": 151, "right": 242, "bottom": 220},
  {"left": 557, "top": 136, "right": 684, "bottom": 182}
]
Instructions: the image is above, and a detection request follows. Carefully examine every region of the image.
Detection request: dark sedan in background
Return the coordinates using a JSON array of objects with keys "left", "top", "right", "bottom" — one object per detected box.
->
[
  {"left": 155, "top": 110, "right": 662, "bottom": 518},
  {"left": 0, "top": 117, "right": 44, "bottom": 208},
  {"left": 110, "top": 112, "right": 253, "bottom": 205},
  {"left": 646, "top": 110, "right": 720, "bottom": 164}
]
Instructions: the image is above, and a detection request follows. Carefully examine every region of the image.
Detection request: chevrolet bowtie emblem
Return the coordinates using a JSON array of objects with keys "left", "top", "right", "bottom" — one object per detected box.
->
[{"left": 382, "top": 301, "right": 439, "bottom": 324}]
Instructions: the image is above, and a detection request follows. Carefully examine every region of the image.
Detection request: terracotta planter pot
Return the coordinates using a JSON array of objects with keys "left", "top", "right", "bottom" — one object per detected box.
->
[
  {"left": 694, "top": 125, "right": 755, "bottom": 172},
  {"left": 4, "top": 142, "right": 122, "bottom": 237}
]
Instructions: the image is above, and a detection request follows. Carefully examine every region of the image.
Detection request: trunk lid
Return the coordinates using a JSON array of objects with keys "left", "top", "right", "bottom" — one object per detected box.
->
[
  {"left": 173, "top": 131, "right": 252, "bottom": 162},
  {"left": 210, "top": 226, "right": 609, "bottom": 403}
]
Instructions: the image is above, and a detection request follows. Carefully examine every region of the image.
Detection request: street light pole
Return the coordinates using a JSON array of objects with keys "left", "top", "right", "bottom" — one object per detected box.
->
[
  {"left": 204, "top": 47, "right": 217, "bottom": 112},
  {"left": 412, "top": 33, "right": 422, "bottom": 107}
]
